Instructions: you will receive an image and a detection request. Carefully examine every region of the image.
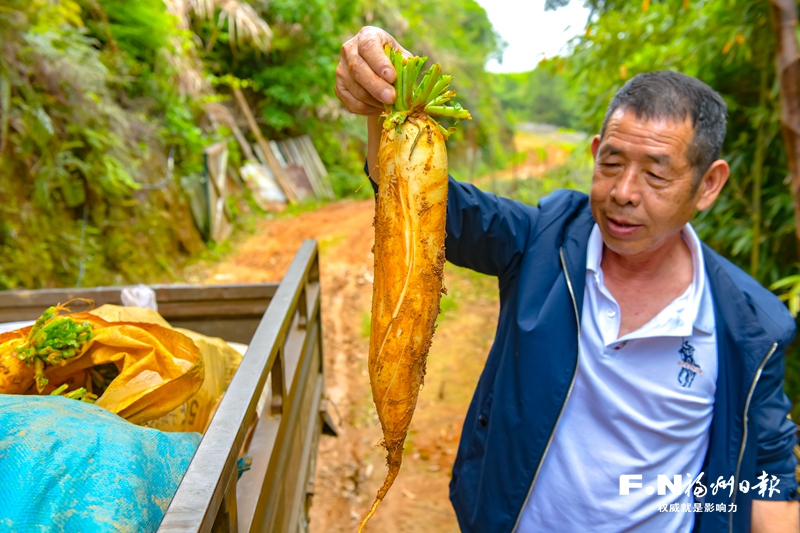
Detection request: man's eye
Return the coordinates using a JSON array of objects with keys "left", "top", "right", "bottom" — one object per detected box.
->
[{"left": 646, "top": 171, "right": 664, "bottom": 180}]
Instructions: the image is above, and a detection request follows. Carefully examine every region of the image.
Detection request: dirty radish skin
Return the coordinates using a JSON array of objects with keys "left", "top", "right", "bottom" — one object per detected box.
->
[
  {"left": 366, "top": 114, "right": 447, "bottom": 520},
  {"left": 360, "top": 47, "right": 470, "bottom": 532}
]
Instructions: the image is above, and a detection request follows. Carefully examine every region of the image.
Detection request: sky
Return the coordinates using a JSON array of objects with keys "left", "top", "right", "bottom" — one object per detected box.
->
[{"left": 475, "top": 0, "right": 591, "bottom": 74}]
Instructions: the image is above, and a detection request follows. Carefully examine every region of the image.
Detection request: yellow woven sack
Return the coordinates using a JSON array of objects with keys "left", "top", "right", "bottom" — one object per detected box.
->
[
  {"left": 90, "top": 305, "right": 243, "bottom": 433},
  {"left": 0, "top": 309, "right": 204, "bottom": 425}
]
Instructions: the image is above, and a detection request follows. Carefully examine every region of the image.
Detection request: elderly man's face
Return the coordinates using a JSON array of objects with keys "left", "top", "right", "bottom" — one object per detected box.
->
[{"left": 590, "top": 108, "right": 706, "bottom": 257}]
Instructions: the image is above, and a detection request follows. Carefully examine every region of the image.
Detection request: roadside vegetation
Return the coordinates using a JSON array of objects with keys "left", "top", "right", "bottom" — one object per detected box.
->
[{"left": 0, "top": 0, "right": 515, "bottom": 289}]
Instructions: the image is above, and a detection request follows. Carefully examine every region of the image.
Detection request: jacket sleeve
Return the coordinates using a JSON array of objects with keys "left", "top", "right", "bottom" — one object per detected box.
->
[
  {"left": 366, "top": 162, "right": 537, "bottom": 278},
  {"left": 750, "top": 326, "right": 800, "bottom": 501}
]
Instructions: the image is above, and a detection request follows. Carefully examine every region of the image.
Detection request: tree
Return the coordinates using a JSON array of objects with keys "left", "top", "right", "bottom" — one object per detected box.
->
[{"left": 769, "top": 0, "right": 800, "bottom": 242}]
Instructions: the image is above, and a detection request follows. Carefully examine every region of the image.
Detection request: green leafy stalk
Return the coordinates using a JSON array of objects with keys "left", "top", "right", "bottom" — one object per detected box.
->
[
  {"left": 429, "top": 75, "right": 452, "bottom": 99},
  {"left": 390, "top": 49, "right": 406, "bottom": 112},
  {"left": 437, "top": 123, "right": 456, "bottom": 138},
  {"left": 382, "top": 46, "right": 471, "bottom": 139},
  {"left": 427, "top": 90, "right": 458, "bottom": 108},
  {"left": 426, "top": 105, "right": 469, "bottom": 118},
  {"left": 413, "top": 64, "right": 441, "bottom": 106},
  {"left": 51, "top": 383, "right": 98, "bottom": 403},
  {"left": 14, "top": 302, "right": 95, "bottom": 393},
  {"left": 403, "top": 56, "right": 418, "bottom": 110}
]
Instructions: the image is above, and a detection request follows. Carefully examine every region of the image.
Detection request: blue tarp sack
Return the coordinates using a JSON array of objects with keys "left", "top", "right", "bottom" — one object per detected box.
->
[{"left": 0, "top": 395, "right": 201, "bottom": 532}]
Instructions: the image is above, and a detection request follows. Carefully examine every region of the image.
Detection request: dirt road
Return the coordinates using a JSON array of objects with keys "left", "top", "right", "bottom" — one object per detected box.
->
[{"left": 186, "top": 199, "right": 499, "bottom": 532}]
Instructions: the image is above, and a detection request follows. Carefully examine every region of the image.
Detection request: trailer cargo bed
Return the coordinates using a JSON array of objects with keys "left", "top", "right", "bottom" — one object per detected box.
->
[{"left": 0, "top": 239, "right": 329, "bottom": 533}]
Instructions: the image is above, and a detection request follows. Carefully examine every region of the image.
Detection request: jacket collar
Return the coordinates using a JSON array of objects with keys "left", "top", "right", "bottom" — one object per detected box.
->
[
  {"left": 701, "top": 245, "right": 776, "bottom": 376},
  {"left": 560, "top": 203, "right": 594, "bottom": 315}
]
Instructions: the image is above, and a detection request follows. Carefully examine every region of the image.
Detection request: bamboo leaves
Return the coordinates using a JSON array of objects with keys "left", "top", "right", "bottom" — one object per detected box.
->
[{"left": 771, "top": 274, "right": 800, "bottom": 317}]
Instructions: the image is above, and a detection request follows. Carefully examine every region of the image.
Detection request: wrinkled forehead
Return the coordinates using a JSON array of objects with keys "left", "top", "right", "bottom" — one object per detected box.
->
[{"left": 599, "top": 108, "right": 696, "bottom": 160}]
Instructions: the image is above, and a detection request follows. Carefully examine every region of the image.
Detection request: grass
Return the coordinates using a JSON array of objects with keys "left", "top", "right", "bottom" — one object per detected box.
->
[
  {"left": 273, "top": 197, "right": 333, "bottom": 219},
  {"left": 444, "top": 263, "right": 498, "bottom": 302},
  {"left": 438, "top": 292, "right": 459, "bottom": 314},
  {"left": 484, "top": 144, "right": 593, "bottom": 207},
  {"left": 318, "top": 233, "right": 345, "bottom": 254},
  {"left": 478, "top": 128, "right": 594, "bottom": 208},
  {"left": 402, "top": 429, "right": 418, "bottom": 456},
  {"left": 360, "top": 311, "right": 372, "bottom": 338}
]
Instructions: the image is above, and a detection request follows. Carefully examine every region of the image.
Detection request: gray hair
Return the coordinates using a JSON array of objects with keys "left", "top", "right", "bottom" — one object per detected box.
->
[{"left": 600, "top": 71, "right": 728, "bottom": 187}]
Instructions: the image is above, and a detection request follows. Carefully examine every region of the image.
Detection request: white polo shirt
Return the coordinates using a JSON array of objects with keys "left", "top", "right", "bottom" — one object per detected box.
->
[{"left": 518, "top": 223, "right": 717, "bottom": 532}]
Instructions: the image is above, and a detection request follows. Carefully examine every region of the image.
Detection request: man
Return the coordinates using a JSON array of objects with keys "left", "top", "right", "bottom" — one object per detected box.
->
[{"left": 335, "top": 26, "right": 800, "bottom": 532}]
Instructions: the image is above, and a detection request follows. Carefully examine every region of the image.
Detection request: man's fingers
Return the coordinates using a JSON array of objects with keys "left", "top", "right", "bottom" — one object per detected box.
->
[
  {"left": 341, "top": 74, "right": 385, "bottom": 109},
  {"left": 342, "top": 45, "right": 395, "bottom": 105},
  {"left": 337, "top": 27, "right": 412, "bottom": 109},
  {"left": 358, "top": 33, "right": 397, "bottom": 84},
  {"left": 335, "top": 83, "right": 384, "bottom": 116}
]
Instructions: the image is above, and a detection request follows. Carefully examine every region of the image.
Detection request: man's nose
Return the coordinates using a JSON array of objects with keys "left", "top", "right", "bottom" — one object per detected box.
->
[{"left": 611, "top": 167, "right": 641, "bottom": 207}]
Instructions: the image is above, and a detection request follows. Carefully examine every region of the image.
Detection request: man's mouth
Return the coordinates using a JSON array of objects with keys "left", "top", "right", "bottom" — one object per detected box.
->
[{"left": 606, "top": 216, "right": 642, "bottom": 237}]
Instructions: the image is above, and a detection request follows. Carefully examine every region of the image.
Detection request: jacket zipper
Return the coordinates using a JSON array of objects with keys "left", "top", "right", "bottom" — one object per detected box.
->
[
  {"left": 511, "top": 246, "right": 581, "bottom": 532},
  {"left": 726, "top": 342, "right": 778, "bottom": 533}
]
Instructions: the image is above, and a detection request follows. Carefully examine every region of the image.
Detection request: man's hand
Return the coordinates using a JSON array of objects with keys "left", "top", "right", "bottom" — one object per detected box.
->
[
  {"left": 335, "top": 26, "right": 411, "bottom": 116},
  {"left": 752, "top": 499, "right": 799, "bottom": 533}
]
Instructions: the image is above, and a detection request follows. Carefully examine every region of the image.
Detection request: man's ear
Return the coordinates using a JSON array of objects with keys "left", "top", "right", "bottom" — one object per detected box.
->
[
  {"left": 695, "top": 159, "right": 730, "bottom": 211},
  {"left": 591, "top": 135, "right": 601, "bottom": 159}
]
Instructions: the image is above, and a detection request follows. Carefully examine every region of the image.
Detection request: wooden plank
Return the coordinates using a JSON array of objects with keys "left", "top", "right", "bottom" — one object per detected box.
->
[
  {"left": 232, "top": 88, "right": 298, "bottom": 202},
  {"left": 269, "top": 140, "right": 288, "bottom": 167},
  {"left": 204, "top": 142, "right": 233, "bottom": 243},
  {"left": 246, "top": 313, "right": 321, "bottom": 532},
  {"left": 0, "top": 284, "right": 279, "bottom": 336},
  {"left": 158, "top": 301, "right": 269, "bottom": 319},
  {"left": 284, "top": 165, "right": 314, "bottom": 201},
  {"left": 299, "top": 136, "right": 334, "bottom": 199},
  {"left": 284, "top": 139, "right": 320, "bottom": 198},
  {"left": 205, "top": 103, "right": 257, "bottom": 162},
  {"left": 228, "top": 121, "right": 257, "bottom": 163},
  {"left": 0, "top": 284, "right": 278, "bottom": 307},
  {"left": 276, "top": 139, "right": 296, "bottom": 166},
  {"left": 152, "top": 284, "right": 277, "bottom": 302},
  {"left": 293, "top": 138, "right": 324, "bottom": 196},
  {"left": 283, "top": 137, "right": 329, "bottom": 200}
]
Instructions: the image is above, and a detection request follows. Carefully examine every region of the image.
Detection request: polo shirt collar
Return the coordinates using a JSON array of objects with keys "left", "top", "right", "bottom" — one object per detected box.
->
[{"left": 585, "top": 223, "right": 714, "bottom": 336}]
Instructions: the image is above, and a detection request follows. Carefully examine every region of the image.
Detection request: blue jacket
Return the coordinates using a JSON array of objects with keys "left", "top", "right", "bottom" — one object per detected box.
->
[{"left": 368, "top": 169, "right": 799, "bottom": 532}]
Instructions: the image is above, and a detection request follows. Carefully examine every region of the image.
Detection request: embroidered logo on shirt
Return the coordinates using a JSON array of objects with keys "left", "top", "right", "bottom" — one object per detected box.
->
[{"left": 677, "top": 339, "right": 702, "bottom": 388}]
